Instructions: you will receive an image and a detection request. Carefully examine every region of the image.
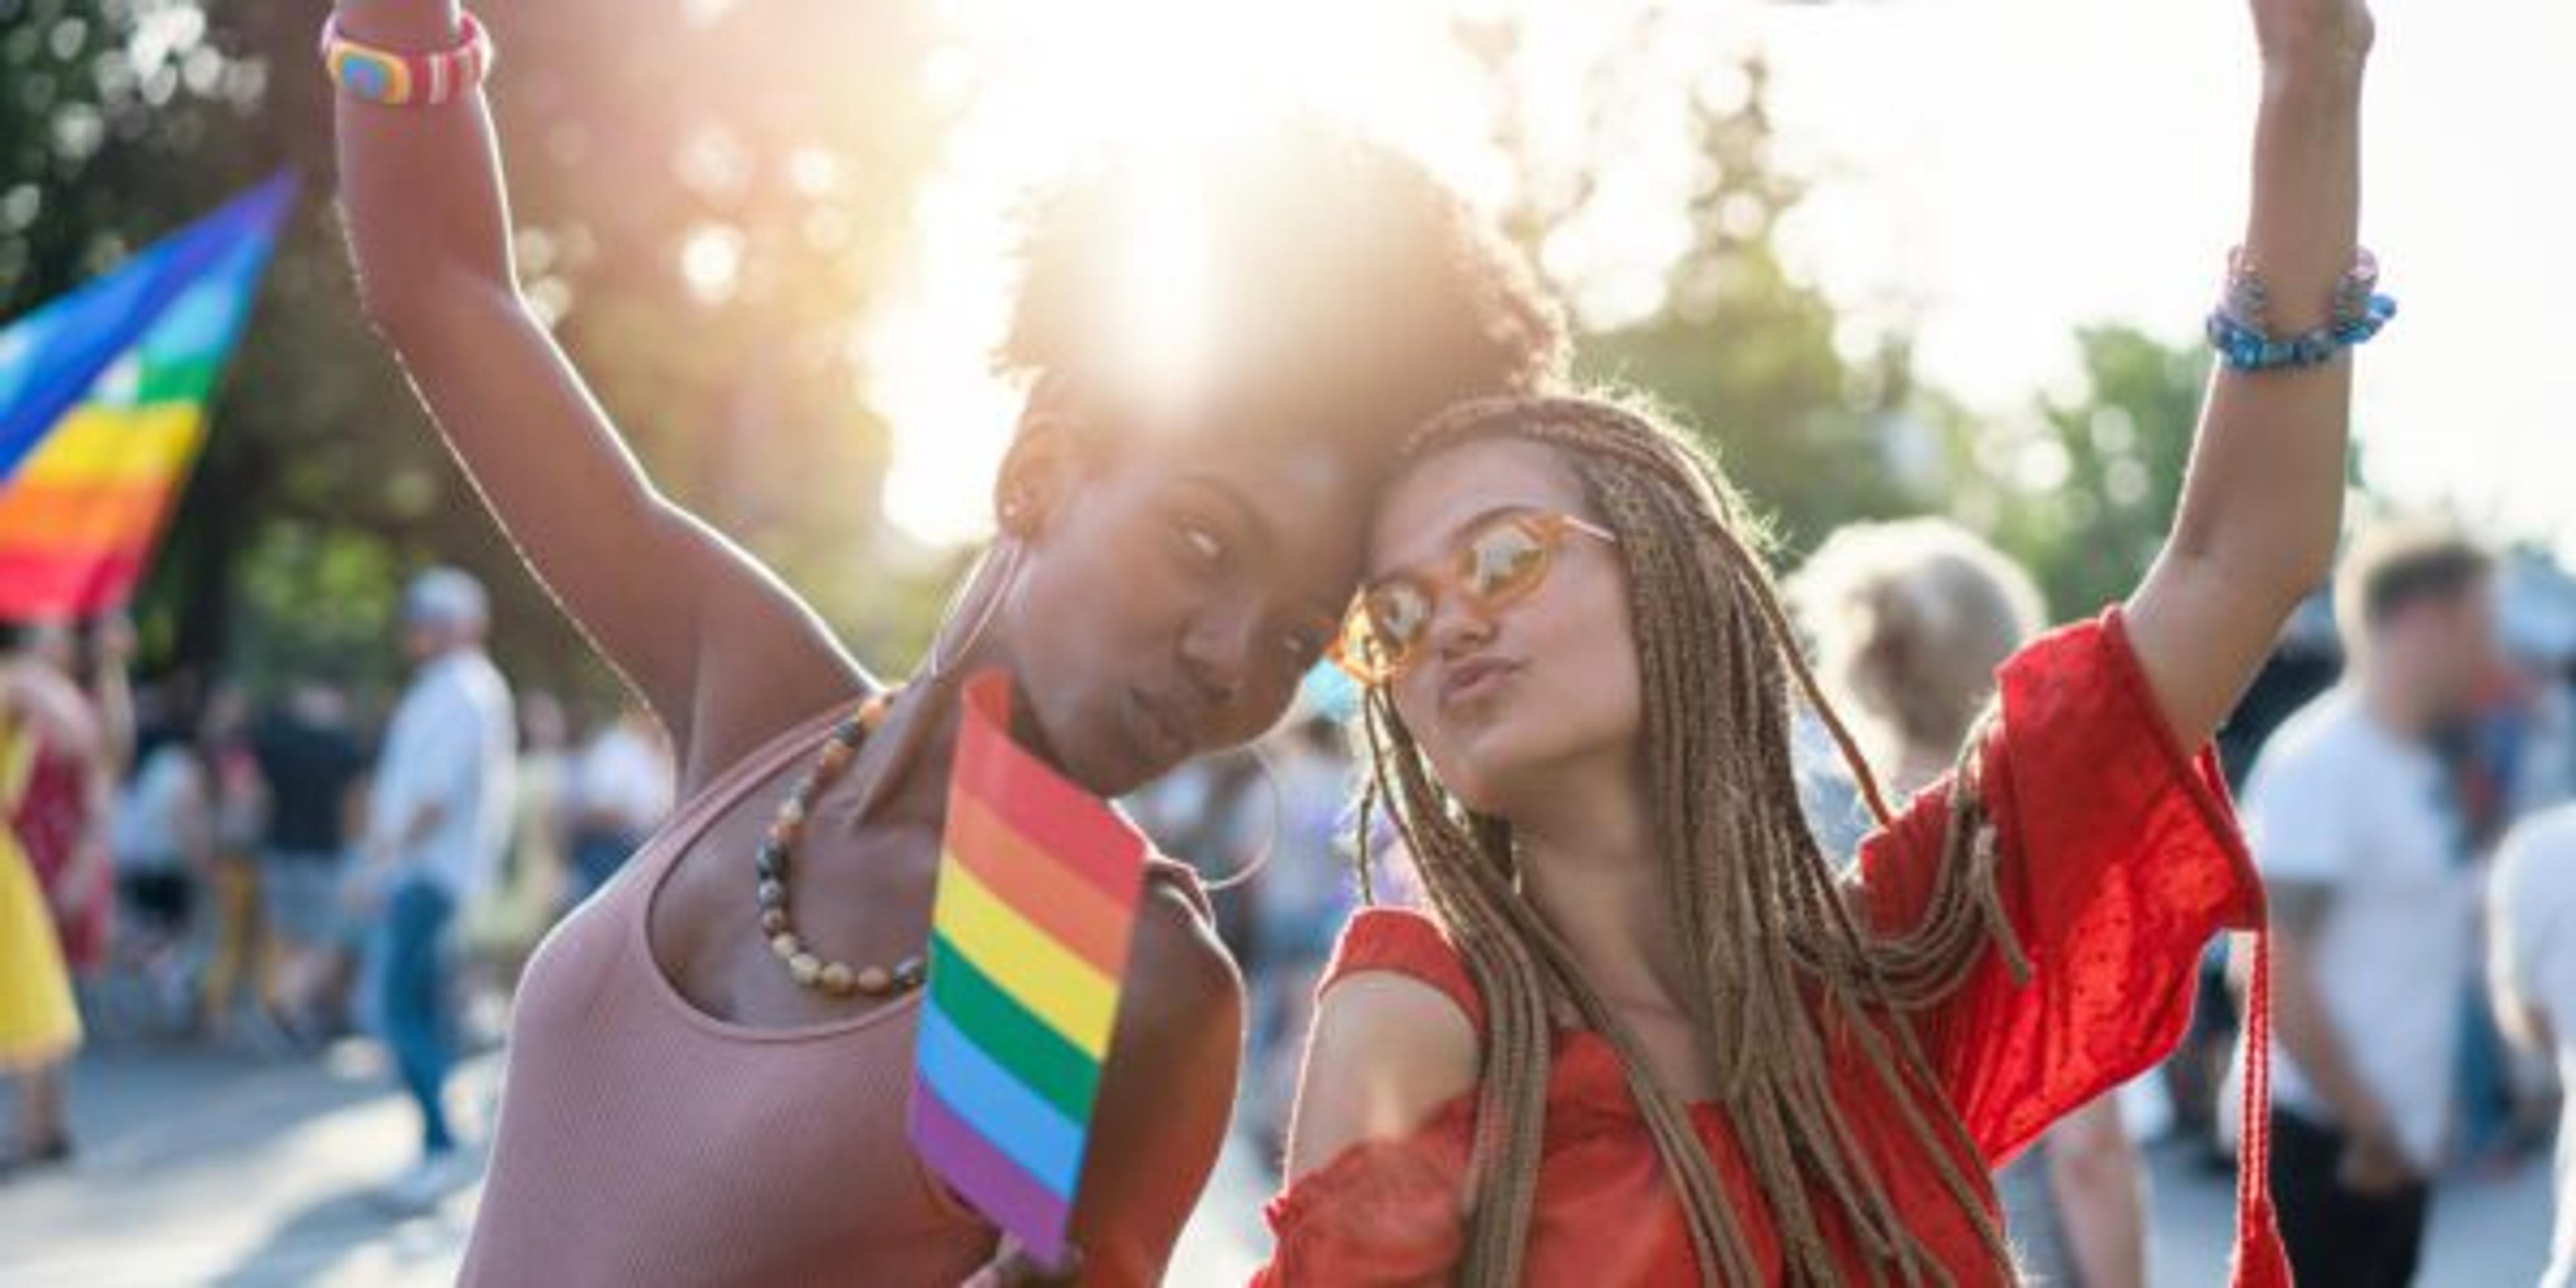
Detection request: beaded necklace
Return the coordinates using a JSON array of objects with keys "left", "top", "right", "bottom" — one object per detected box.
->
[{"left": 753, "top": 688, "right": 924, "bottom": 998}]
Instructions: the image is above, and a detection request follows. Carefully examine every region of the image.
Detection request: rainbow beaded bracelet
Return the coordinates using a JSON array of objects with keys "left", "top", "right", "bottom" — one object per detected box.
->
[{"left": 320, "top": 11, "right": 493, "bottom": 108}]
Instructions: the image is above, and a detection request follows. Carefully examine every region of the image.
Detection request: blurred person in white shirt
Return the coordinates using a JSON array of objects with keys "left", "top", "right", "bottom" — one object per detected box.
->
[
  {"left": 563, "top": 702, "right": 672, "bottom": 908},
  {"left": 351, "top": 567, "right": 515, "bottom": 1210},
  {"left": 2488, "top": 803, "right": 2576, "bottom": 1288},
  {"left": 2237, "top": 522, "right": 2498, "bottom": 1287}
]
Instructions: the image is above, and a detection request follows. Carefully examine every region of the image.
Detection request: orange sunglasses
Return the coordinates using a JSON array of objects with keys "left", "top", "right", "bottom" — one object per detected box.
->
[{"left": 1328, "top": 510, "right": 1617, "bottom": 685}]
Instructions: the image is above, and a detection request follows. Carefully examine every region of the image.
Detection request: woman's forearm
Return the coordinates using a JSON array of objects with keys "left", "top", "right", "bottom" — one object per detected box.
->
[
  {"left": 2046, "top": 1098, "right": 2146, "bottom": 1288},
  {"left": 333, "top": 0, "right": 518, "bottom": 324},
  {"left": 2163, "top": 64, "right": 2365, "bottom": 597},
  {"left": 2125, "top": 8, "right": 2371, "bottom": 747}
]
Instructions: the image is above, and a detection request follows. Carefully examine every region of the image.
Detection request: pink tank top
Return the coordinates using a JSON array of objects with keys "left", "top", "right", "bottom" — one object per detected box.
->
[{"left": 459, "top": 703, "right": 992, "bottom": 1286}]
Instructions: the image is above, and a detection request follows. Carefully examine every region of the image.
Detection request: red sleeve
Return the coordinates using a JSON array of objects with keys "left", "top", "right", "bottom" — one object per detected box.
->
[
  {"left": 1254, "top": 1124, "right": 1474, "bottom": 1288},
  {"left": 1254, "top": 908, "right": 1479, "bottom": 1287},
  {"left": 1316, "top": 907, "right": 1485, "bottom": 1030},
  {"left": 1856, "top": 607, "right": 2265, "bottom": 1165}
]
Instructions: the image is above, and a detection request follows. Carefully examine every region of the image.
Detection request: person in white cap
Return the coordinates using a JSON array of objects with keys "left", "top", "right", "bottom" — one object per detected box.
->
[{"left": 355, "top": 566, "right": 515, "bottom": 1210}]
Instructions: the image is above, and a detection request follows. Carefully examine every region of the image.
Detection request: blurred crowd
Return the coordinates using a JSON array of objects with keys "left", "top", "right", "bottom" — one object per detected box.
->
[
  {"left": 0, "top": 569, "right": 674, "bottom": 1208},
  {"left": 9, "top": 527, "right": 2576, "bottom": 1281},
  {"left": 1132, "top": 517, "right": 2576, "bottom": 1287}
]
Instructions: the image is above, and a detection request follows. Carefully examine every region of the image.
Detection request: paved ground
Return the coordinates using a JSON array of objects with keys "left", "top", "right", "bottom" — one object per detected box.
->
[
  {"left": 0, "top": 1043, "right": 492, "bottom": 1287},
  {"left": 1, "top": 1042, "right": 2555, "bottom": 1286}
]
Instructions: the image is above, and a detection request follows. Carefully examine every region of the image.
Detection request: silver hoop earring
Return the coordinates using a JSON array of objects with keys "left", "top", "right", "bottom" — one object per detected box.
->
[{"left": 1201, "top": 742, "right": 1284, "bottom": 894}]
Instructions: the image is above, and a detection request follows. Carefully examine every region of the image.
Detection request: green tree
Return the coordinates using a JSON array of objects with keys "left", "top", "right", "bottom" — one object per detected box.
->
[
  {"left": 1453, "top": 9, "right": 1921, "bottom": 553},
  {"left": 1943, "top": 325, "right": 2210, "bottom": 617}
]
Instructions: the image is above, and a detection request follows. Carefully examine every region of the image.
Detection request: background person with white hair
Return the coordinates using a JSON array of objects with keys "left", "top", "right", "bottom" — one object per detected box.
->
[{"left": 350, "top": 567, "right": 517, "bottom": 1211}]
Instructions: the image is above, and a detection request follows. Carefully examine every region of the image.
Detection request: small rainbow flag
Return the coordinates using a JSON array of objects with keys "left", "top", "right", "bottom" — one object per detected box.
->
[
  {"left": 912, "top": 670, "right": 1151, "bottom": 1269},
  {"left": 0, "top": 174, "right": 292, "bottom": 619}
]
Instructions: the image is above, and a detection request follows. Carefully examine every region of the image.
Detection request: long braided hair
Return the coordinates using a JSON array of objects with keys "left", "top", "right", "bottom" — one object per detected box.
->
[{"left": 1354, "top": 394, "right": 2029, "bottom": 1286}]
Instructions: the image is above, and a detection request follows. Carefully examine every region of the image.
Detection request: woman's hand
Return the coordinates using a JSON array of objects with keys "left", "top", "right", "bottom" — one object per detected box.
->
[
  {"left": 2251, "top": 0, "right": 2373, "bottom": 78},
  {"left": 959, "top": 1236, "right": 1081, "bottom": 1287}
]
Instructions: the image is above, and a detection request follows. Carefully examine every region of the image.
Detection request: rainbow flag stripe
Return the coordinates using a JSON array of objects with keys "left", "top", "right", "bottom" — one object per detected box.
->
[
  {"left": 912, "top": 670, "right": 1149, "bottom": 1269},
  {"left": 0, "top": 174, "right": 291, "bottom": 619}
]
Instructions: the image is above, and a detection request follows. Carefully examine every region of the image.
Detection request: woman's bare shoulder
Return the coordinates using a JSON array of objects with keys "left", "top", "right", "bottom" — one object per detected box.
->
[{"left": 1283, "top": 965, "right": 1481, "bottom": 1180}]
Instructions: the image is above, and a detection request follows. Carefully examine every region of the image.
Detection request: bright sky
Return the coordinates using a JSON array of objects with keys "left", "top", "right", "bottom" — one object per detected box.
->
[{"left": 866, "top": 0, "right": 2576, "bottom": 559}]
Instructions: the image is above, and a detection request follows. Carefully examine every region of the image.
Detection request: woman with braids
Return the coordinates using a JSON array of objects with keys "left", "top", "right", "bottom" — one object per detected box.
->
[
  {"left": 330, "top": 1, "right": 1563, "bottom": 1281},
  {"left": 1789, "top": 521, "right": 2143, "bottom": 1288},
  {"left": 1263, "top": 0, "right": 2377, "bottom": 1282}
]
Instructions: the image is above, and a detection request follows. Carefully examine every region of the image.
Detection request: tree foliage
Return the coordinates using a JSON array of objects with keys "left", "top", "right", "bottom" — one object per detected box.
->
[
  {"left": 1456, "top": 9, "right": 1921, "bottom": 556},
  {"left": 3, "top": 0, "right": 2216, "bottom": 701},
  {"left": 1935, "top": 325, "right": 2208, "bottom": 619},
  {"left": 2, "top": 0, "right": 947, "bottom": 707}
]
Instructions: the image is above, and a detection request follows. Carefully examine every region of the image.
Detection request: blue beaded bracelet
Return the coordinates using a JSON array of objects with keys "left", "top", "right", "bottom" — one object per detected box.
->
[{"left": 2204, "top": 248, "right": 2397, "bottom": 372}]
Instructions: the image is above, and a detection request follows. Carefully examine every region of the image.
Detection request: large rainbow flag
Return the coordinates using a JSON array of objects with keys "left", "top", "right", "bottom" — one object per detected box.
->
[
  {"left": 913, "top": 670, "right": 1152, "bottom": 1270},
  {"left": 0, "top": 174, "right": 293, "bottom": 619}
]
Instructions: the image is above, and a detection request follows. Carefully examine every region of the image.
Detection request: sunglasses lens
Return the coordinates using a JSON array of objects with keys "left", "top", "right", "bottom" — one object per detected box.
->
[
  {"left": 1330, "top": 608, "right": 1381, "bottom": 681},
  {"left": 1463, "top": 519, "right": 1550, "bottom": 606},
  {"left": 1354, "top": 581, "right": 1431, "bottom": 677},
  {"left": 1334, "top": 517, "right": 1580, "bottom": 684}
]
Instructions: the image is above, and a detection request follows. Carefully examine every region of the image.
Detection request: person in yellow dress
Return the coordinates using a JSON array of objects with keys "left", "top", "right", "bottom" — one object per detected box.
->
[{"left": 0, "top": 651, "right": 93, "bottom": 1170}]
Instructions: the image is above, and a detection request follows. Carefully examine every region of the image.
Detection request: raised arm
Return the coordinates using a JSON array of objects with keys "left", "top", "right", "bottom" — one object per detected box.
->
[
  {"left": 2123, "top": 0, "right": 2374, "bottom": 749},
  {"left": 332, "top": 2, "right": 866, "bottom": 782}
]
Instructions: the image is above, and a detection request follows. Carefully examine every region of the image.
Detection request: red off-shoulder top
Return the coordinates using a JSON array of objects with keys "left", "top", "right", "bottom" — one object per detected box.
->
[{"left": 1257, "top": 610, "right": 2288, "bottom": 1287}]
